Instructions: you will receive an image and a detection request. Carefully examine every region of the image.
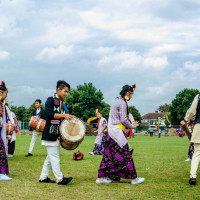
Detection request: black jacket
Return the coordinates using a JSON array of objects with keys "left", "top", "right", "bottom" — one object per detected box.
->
[
  {"left": 33, "top": 107, "right": 46, "bottom": 119},
  {"left": 42, "top": 97, "right": 63, "bottom": 141}
]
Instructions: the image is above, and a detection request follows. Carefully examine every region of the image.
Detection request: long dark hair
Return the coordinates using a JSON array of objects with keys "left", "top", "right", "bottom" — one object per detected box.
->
[{"left": 119, "top": 85, "right": 134, "bottom": 116}]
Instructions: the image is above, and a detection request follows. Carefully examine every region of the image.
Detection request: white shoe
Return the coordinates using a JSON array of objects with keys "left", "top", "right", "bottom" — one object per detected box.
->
[
  {"left": 8, "top": 154, "right": 13, "bottom": 158},
  {"left": 0, "top": 174, "right": 12, "bottom": 181},
  {"left": 96, "top": 179, "right": 112, "bottom": 184},
  {"left": 131, "top": 177, "right": 144, "bottom": 184},
  {"left": 185, "top": 158, "right": 191, "bottom": 161},
  {"left": 89, "top": 152, "right": 94, "bottom": 155}
]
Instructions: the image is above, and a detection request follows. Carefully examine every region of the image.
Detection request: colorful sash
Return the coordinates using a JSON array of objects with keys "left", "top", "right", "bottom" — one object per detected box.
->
[
  {"left": 49, "top": 94, "right": 66, "bottom": 135},
  {"left": 117, "top": 123, "right": 125, "bottom": 131}
]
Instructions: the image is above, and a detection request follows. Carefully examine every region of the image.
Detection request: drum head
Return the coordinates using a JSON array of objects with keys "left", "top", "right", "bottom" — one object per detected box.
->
[{"left": 60, "top": 118, "right": 85, "bottom": 142}]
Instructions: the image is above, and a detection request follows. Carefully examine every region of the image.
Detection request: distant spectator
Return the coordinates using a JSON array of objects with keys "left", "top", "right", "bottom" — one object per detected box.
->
[
  {"left": 165, "top": 128, "right": 168, "bottom": 136},
  {"left": 149, "top": 127, "right": 154, "bottom": 137},
  {"left": 158, "top": 128, "right": 162, "bottom": 138}
]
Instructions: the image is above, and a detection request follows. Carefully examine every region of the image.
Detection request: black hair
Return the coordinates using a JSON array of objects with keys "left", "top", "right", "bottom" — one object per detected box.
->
[
  {"left": 56, "top": 80, "right": 71, "bottom": 91},
  {"left": 0, "top": 81, "right": 8, "bottom": 92},
  {"left": 120, "top": 85, "right": 133, "bottom": 98},
  {"left": 35, "top": 99, "right": 42, "bottom": 104},
  {"left": 119, "top": 85, "right": 134, "bottom": 116}
]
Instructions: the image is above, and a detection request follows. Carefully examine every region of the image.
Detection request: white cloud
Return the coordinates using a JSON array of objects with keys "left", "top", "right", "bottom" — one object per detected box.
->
[
  {"left": 80, "top": 10, "right": 132, "bottom": 30},
  {"left": 148, "top": 44, "right": 183, "bottom": 56},
  {"left": 0, "top": 0, "right": 33, "bottom": 35},
  {"left": 184, "top": 61, "right": 200, "bottom": 72},
  {"left": 35, "top": 45, "right": 74, "bottom": 63},
  {"left": 8, "top": 85, "right": 55, "bottom": 107},
  {"left": 97, "top": 51, "right": 168, "bottom": 72},
  {"left": 0, "top": 50, "right": 10, "bottom": 61},
  {"left": 144, "top": 56, "right": 168, "bottom": 70}
]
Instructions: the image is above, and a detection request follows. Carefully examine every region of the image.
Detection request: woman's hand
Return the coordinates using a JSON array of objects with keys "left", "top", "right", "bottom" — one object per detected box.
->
[
  {"left": 132, "top": 121, "right": 139, "bottom": 128},
  {"left": 64, "top": 114, "right": 75, "bottom": 120}
]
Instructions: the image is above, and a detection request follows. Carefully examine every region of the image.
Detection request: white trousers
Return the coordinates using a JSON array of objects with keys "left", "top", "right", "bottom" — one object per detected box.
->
[
  {"left": 29, "top": 130, "right": 40, "bottom": 154},
  {"left": 190, "top": 143, "right": 200, "bottom": 178},
  {"left": 39, "top": 146, "right": 63, "bottom": 182}
]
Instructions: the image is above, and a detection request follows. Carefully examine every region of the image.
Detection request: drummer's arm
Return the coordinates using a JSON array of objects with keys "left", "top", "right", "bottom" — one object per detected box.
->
[
  {"left": 54, "top": 113, "right": 74, "bottom": 120},
  {"left": 45, "top": 97, "right": 74, "bottom": 120}
]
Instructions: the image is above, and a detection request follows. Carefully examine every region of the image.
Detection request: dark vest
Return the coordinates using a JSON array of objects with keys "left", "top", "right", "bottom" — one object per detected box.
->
[{"left": 195, "top": 95, "right": 200, "bottom": 124}]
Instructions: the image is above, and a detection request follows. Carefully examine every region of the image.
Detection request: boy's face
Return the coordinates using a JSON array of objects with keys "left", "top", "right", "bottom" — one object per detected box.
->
[
  {"left": 57, "top": 86, "right": 69, "bottom": 100},
  {"left": 0, "top": 91, "right": 8, "bottom": 101},
  {"left": 35, "top": 101, "right": 41, "bottom": 109}
]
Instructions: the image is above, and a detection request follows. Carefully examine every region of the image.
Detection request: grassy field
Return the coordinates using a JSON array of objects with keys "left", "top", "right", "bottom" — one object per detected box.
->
[{"left": 0, "top": 135, "right": 199, "bottom": 200}]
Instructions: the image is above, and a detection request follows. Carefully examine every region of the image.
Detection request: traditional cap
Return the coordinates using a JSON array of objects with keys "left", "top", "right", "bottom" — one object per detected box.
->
[
  {"left": 0, "top": 81, "right": 8, "bottom": 92},
  {"left": 96, "top": 109, "right": 101, "bottom": 114},
  {"left": 121, "top": 83, "right": 136, "bottom": 95}
]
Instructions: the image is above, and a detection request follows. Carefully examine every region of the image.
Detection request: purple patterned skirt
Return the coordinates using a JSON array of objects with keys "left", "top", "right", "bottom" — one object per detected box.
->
[
  {"left": 0, "top": 136, "right": 9, "bottom": 175},
  {"left": 98, "top": 134, "right": 137, "bottom": 181},
  {"left": 93, "top": 131, "right": 108, "bottom": 155},
  {"left": 8, "top": 140, "right": 15, "bottom": 155}
]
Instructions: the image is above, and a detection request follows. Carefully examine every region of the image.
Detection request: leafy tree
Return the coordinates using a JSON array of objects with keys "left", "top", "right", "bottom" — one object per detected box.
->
[
  {"left": 169, "top": 88, "right": 200, "bottom": 125},
  {"left": 10, "top": 105, "right": 27, "bottom": 121},
  {"left": 157, "top": 103, "right": 171, "bottom": 112},
  {"left": 23, "top": 102, "right": 36, "bottom": 122},
  {"left": 64, "top": 83, "right": 107, "bottom": 121},
  {"left": 128, "top": 105, "right": 142, "bottom": 122}
]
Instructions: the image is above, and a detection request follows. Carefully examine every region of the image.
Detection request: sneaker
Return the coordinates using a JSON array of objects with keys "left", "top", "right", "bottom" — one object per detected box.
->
[
  {"left": 185, "top": 158, "right": 191, "bottom": 162},
  {"left": 39, "top": 177, "right": 56, "bottom": 183},
  {"left": 96, "top": 179, "right": 112, "bottom": 183},
  {"left": 189, "top": 178, "right": 196, "bottom": 185},
  {"left": 25, "top": 153, "right": 32, "bottom": 157},
  {"left": 131, "top": 177, "right": 145, "bottom": 185},
  {"left": 8, "top": 154, "right": 13, "bottom": 158},
  {"left": 89, "top": 152, "right": 94, "bottom": 155},
  {"left": 0, "top": 174, "right": 12, "bottom": 181},
  {"left": 58, "top": 177, "right": 73, "bottom": 185}
]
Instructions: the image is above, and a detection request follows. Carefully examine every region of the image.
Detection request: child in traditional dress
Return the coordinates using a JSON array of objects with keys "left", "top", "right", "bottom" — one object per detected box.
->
[
  {"left": 96, "top": 84, "right": 144, "bottom": 184},
  {"left": 89, "top": 109, "right": 107, "bottom": 155},
  {"left": 39, "top": 80, "right": 74, "bottom": 185},
  {"left": 0, "top": 81, "right": 12, "bottom": 181},
  {"left": 7, "top": 111, "right": 18, "bottom": 158}
]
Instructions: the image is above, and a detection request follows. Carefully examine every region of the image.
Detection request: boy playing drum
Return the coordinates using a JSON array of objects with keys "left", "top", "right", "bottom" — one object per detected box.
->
[{"left": 39, "top": 80, "right": 74, "bottom": 185}]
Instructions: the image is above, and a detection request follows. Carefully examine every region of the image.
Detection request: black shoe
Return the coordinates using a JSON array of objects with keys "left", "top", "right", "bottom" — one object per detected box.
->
[
  {"left": 39, "top": 177, "right": 56, "bottom": 183},
  {"left": 25, "top": 153, "right": 32, "bottom": 157},
  {"left": 58, "top": 177, "right": 73, "bottom": 185},
  {"left": 189, "top": 178, "right": 196, "bottom": 185}
]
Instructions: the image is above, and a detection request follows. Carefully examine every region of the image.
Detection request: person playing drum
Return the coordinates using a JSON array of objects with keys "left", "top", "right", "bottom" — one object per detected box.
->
[
  {"left": 25, "top": 99, "right": 45, "bottom": 157},
  {"left": 89, "top": 109, "right": 108, "bottom": 155},
  {"left": 39, "top": 80, "right": 74, "bottom": 185},
  {"left": 180, "top": 94, "right": 200, "bottom": 185}
]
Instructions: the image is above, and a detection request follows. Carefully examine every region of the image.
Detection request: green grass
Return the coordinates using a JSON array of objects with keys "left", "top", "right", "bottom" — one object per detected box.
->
[{"left": 0, "top": 135, "right": 199, "bottom": 200}]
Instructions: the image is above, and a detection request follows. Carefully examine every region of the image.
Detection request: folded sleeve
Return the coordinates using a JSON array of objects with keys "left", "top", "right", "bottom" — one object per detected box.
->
[
  {"left": 184, "top": 94, "right": 199, "bottom": 121},
  {"left": 119, "top": 101, "right": 134, "bottom": 129}
]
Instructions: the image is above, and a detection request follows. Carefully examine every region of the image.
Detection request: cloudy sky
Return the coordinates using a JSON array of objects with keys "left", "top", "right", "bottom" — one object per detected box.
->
[{"left": 1, "top": 0, "right": 200, "bottom": 115}]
